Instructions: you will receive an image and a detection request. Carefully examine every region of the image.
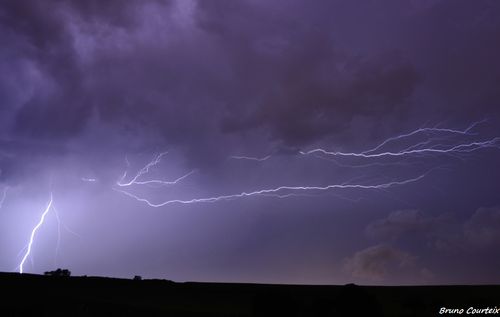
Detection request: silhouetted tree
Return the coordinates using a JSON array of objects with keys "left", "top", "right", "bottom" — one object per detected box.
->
[{"left": 44, "top": 268, "right": 71, "bottom": 277}]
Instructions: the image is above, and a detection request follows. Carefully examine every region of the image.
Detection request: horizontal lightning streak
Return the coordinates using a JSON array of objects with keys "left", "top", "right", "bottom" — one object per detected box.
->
[
  {"left": 361, "top": 119, "right": 486, "bottom": 154},
  {"left": 229, "top": 121, "right": 495, "bottom": 162},
  {"left": 114, "top": 174, "right": 426, "bottom": 207},
  {"left": 118, "top": 124, "right": 487, "bottom": 209},
  {"left": 130, "top": 170, "right": 195, "bottom": 186},
  {"left": 229, "top": 155, "right": 272, "bottom": 162},
  {"left": 300, "top": 137, "right": 500, "bottom": 158}
]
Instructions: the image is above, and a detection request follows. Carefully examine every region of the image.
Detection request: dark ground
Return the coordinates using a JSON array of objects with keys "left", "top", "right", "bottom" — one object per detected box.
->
[{"left": 0, "top": 272, "right": 498, "bottom": 316}]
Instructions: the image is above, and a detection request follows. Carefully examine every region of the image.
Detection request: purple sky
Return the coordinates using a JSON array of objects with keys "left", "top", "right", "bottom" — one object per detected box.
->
[{"left": 1, "top": 0, "right": 500, "bottom": 285}]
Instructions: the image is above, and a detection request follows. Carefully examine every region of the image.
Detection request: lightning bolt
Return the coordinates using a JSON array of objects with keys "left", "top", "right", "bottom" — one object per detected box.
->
[
  {"left": 116, "top": 152, "right": 195, "bottom": 187},
  {"left": 0, "top": 186, "right": 8, "bottom": 209},
  {"left": 114, "top": 173, "right": 426, "bottom": 207},
  {"left": 10, "top": 120, "right": 499, "bottom": 275},
  {"left": 116, "top": 121, "right": 499, "bottom": 209},
  {"left": 360, "top": 119, "right": 486, "bottom": 155},
  {"left": 300, "top": 120, "right": 499, "bottom": 159},
  {"left": 19, "top": 193, "right": 53, "bottom": 274},
  {"left": 229, "top": 155, "right": 272, "bottom": 162},
  {"left": 228, "top": 120, "right": 499, "bottom": 164},
  {"left": 300, "top": 137, "right": 500, "bottom": 158},
  {"left": 117, "top": 152, "right": 168, "bottom": 186}
]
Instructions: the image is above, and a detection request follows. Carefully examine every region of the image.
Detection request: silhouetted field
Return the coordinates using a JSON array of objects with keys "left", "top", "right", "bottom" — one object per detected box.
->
[{"left": 1, "top": 272, "right": 499, "bottom": 316}]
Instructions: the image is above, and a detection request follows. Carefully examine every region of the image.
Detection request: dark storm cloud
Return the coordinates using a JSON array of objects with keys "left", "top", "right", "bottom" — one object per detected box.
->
[
  {"left": 1, "top": 0, "right": 421, "bottom": 167},
  {"left": 406, "top": 0, "right": 500, "bottom": 120},
  {"left": 64, "top": 0, "right": 162, "bottom": 28},
  {"left": 365, "top": 209, "right": 444, "bottom": 241},
  {"left": 0, "top": 0, "right": 171, "bottom": 181},
  {"left": 219, "top": 50, "right": 419, "bottom": 145},
  {"left": 197, "top": 1, "right": 419, "bottom": 145},
  {"left": 0, "top": 137, "right": 68, "bottom": 183},
  {"left": 367, "top": 207, "right": 500, "bottom": 253},
  {"left": 0, "top": 1, "right": 89, "bottom": 138},
  {"left": 0, "top": 0, "right": 171, "bottom": 139},
  {"left": 2, "top": 0, "right": 500, "bottom": 161}
]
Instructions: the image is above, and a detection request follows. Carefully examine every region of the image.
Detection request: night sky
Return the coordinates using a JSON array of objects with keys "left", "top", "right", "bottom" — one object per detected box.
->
[{"left": 1, "top": 0, "right": 500, "bottom": 285}]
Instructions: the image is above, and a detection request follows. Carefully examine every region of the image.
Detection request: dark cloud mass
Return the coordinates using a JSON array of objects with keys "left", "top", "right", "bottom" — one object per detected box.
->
[
  {"left": 1, "top": 0, "right": 500, "bottom": 284},
  {"left": 2, "top": 0, "right": 420, "bottom": 151}
]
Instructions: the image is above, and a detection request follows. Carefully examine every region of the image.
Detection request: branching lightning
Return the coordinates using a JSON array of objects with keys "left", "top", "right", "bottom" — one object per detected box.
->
[
  {"left": 19, "top": 193, "right": 53, "bottom": 274},
  {"left": 114, "top": 173, "right": 427, "bottom": 207},
  {"left": 117, "top": 152, "right": 195, "bottom": 187},
  {"left": 228, "top": 120, "right": 498, "bottom": 163},
  {"left": 7, "top": 120, "right": 500, "bottom": 275},
  {"left": 116, "top": 120, "right": 500, "bottom": 209},
  {"left": 359, "top": 119, "right": 486, "bottom": 155},
  {"left": 300, "top": 121, "right": 500, "bottom": 160},
  {"left": 300, "top": 137, "right": 500, "bottom": 158}
]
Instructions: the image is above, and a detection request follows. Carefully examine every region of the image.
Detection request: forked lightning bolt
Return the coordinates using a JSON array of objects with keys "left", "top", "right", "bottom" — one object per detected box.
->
[
  {"left": 19, "top": 193, "right": 53, "bottom": 274},
  {"left": 117, "top": 152, "right": 195, "bottom": 187}
]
